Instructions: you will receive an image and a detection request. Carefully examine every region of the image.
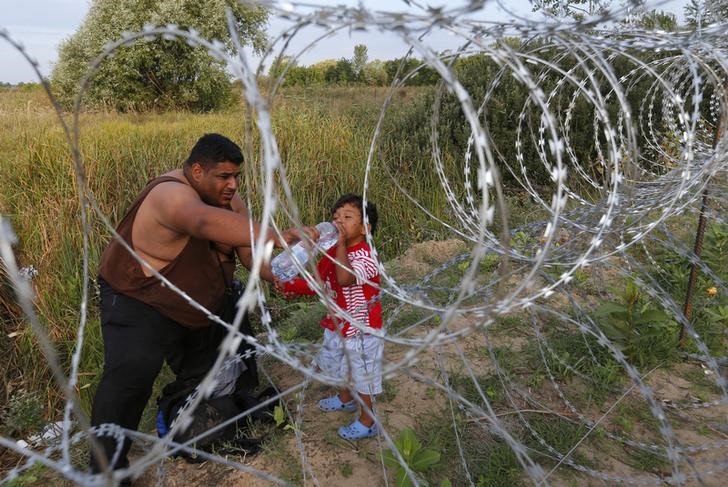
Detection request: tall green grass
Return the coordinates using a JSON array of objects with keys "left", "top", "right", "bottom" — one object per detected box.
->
[{"left": 0, "top": 85, "right": 457, "bottom": 423}]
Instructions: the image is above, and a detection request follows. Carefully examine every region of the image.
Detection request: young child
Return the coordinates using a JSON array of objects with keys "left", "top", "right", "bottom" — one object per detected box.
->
[{"left": 276, "top": 194, "right": 383, "bottom": 440}]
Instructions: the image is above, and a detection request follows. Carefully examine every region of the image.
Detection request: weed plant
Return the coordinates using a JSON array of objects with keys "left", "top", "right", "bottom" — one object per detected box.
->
[
  {"left": 633, "top": 220, "right": 728, "bottom": 356},
  {"left": 417, "top": 408, "right": 525, "bottom": 486},
  {"left": 518, "top": 321, "right": 625, "bottom": 405},
  {"left": 594, "top": 280, "right": 680, "bottom": 369},
  {"left": 0, "top": 391, "right": 45, "bottom": 437},
  {"left": 449, "top": 372, "right": 508, "bottom": 410},
  {"left": 382, "top": 427, "right": 442, "bottom": 487},
  {"left": 274, "top": 302, "right": 325, "bottom": 344}
]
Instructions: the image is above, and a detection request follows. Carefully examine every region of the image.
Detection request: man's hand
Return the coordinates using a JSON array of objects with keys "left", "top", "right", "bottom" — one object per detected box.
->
[{"left": 278, "top": 226, "right": 319, "bottom": 248}]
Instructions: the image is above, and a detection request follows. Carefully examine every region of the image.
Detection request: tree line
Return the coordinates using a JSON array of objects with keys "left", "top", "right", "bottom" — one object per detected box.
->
[
  {"left": 47, "top": 0, "right": 725, "bottom": 112},
  {"left": 267, "top": 45, "right": 440, "bottom": 88}
]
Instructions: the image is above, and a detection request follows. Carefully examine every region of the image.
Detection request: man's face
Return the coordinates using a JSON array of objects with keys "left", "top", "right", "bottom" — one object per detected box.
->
[{"left": 194, "top": 161, "right": 241, "bottom": 207}]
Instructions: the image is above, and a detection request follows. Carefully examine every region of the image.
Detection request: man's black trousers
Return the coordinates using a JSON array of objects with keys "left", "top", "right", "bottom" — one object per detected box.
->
[{"left": 89, "top": 278, "right": 256, "bottom": 472}]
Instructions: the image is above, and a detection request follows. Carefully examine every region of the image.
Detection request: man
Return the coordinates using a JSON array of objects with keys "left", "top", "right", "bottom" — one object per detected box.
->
[{"left": 90, "top": 133, "right": 312, "bottom": 475}]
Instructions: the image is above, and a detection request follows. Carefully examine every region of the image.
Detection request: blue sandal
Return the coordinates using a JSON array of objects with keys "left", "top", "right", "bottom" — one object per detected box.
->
[
  {"left": 338, "top": 420, "right": 378, "bottom": 440},
  {"left": 318, "top": 395, "right": 357, "bottom": 412}
]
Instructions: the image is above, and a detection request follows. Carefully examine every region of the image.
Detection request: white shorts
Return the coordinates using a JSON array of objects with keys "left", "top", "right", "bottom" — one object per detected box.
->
[{"left": 317, "top": 328, "right": 384, "bottom": 396}]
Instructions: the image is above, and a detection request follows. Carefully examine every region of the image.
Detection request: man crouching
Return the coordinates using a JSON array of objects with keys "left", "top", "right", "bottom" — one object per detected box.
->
[{"left": 90, "top": 133, "right": 314, "bottom": 479}]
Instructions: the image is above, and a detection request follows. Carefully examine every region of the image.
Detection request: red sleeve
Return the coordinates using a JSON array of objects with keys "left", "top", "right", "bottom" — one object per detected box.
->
[{"left": 282, "top": 277, "right": 316, "bottom": 296}]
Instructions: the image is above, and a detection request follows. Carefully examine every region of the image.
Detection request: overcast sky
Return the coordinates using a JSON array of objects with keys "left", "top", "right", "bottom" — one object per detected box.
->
[{"left": 1, "top": 0, "right": 687, "bottom": 84}]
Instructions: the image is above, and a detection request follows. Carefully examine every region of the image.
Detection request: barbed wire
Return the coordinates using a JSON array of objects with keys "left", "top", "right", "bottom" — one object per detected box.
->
[{"left": 2, "top": 0, "right": 728, "bottom": 485}]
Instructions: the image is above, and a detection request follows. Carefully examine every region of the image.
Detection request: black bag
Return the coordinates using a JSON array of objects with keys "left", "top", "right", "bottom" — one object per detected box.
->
[
  {"left": 155, "top": 281, "right": 276, "bottom": 462},
  {"left": 158, "top": 384, "right": 279, "bottom": 462}
]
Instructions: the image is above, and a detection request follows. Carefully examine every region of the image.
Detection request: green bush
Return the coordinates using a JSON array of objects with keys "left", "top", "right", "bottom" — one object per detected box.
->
[{"left": 1, "top": 390, "right": 45, "bottom": 437}]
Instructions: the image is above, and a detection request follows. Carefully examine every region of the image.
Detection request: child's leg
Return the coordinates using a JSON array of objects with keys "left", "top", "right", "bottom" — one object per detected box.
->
[
  {"left": 337, "top": 389, "right": 372, "bottom": 425},
  {"left": 348, "top": 334, "right": 383, "bottom": 424},
  {"left": 317, "top": 329, "right": 345, "bottom": 378},
  {"left": 357, "top": 393, "right": 374, "bottom": 427},
  {"left": 339, "top": 388, "right": 353, "bottom": 403},
  {"left": 317, "top": 329, "right": 357, "bottom": 412},
  {"left": 336, "top": 334, "right": 383, "bottom": 440}
]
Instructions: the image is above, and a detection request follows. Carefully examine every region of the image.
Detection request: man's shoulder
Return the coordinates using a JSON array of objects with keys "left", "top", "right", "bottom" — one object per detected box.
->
[
  {"left": 139, "top": 172, "right": 202, "bottom": 231},
  {"left": 151, "top": 170, "right": 188, "bottom": 188},
  {"left": 147, "top": 172, "right": 196, "bottom": 202}
]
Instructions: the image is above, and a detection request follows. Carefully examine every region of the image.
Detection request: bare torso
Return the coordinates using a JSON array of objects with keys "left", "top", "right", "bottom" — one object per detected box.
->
[{"left": 131, "top": 169, "right": 234, "bottom": 276}]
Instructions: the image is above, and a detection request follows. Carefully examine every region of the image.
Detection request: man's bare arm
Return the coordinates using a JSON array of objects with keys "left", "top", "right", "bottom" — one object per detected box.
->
[
  {"left": 229, "top": 194, "right": 275, "bottom": 282},
  {"left": 153, "top": 182, "right": 294, "bottom": 248},
  {"left": 238, "top": 247, "right": 276, "bottom": 282}
]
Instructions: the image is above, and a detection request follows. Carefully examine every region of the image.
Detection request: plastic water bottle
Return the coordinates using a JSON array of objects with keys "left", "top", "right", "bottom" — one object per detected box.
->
[
  {"left": 317, "top": 221, "right": 339, "bottom": 249},
  {"left": 271, "top": 222, "right": 338, "bottom": 281}
]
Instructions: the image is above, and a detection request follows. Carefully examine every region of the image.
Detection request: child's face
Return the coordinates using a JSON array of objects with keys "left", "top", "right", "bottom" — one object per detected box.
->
[{"left": 333, "top": 203, "right": 367, "bottom": 245}]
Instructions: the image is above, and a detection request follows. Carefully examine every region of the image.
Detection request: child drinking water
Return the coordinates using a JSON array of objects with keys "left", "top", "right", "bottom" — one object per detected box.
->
[{"left": 276, "top": 194, "right": 383, "bottom": 440}]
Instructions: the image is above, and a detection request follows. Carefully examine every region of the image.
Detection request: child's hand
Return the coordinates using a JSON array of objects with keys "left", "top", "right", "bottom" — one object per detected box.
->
[
  {"left": 334, "top": 221, "right": 346, "bottom": 248},
  {"left": 274, "top": 277, "right": 296, "bottom": 299}
]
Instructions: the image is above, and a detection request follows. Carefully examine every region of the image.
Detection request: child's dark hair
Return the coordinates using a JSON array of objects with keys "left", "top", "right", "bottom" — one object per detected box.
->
[{"left": 331, "top": 194, "right": 378, "bottom": 235}]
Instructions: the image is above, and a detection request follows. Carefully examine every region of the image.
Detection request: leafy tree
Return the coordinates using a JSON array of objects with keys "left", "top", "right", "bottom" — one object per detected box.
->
[
  {"left": 685, "top": 0, "right": 701, "bottom": 24},
  {"left": 637, "top": 10, "right": 678, "bottom": 30},
  {"left": 288, "top": 65, "right": 325, "bottom": 86},
  {"left": 383, "top": 58, "right": 439, "bottom": 86},
  {"left": 352, "top": 44, "right": 368, "bottom": 80},
  {"left": 269, "top": 54, "right": 295, "bottom": 83},
  {"left": 324, "top": 58, "right": 356, "bottom": 84},
  {"left": 362, "top": 60, "right": 388, "bottom": 86},
  {"left": 51, "top": 0, "right": 268, "bottom": 111}
]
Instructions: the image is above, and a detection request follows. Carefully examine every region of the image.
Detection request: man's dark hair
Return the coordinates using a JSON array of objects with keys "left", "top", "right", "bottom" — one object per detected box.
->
[
  {"left": 184, "top": 133, "right": 243, "bottom": 168},
  {"left": 331, "top": 193, "right": 378, "bottom": 235}
]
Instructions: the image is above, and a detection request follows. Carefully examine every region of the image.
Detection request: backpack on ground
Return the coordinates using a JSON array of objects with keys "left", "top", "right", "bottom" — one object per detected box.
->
[
  {"left": 155, "top": 281, "right": 279, "bottom": 462},
  {"left": 156, "top": 383, "right": 279, "bottom": 462}
]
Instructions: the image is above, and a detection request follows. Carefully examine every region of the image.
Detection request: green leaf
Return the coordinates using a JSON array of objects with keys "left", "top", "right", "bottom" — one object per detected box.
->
[
  {"left": 411, "top": 448, "right": 441, "bottom": 471},
  {"left": 625, "top": 281, "right": 640, "bottom": 303},
  {"left": 598, "top": 321, "right": 627, "bottom": 341},
  {"left": 636, "top": 309, "right": 668, "bottom": 323},
  {"left": 399, "top": 428, "right": 420, "bottom": 460},
  {"left": 440, "top": 480, "right": 453, "bottom": 487},
  {"left": 273, "top": 405, "right": 286, "bottom": 427},
  {"left": 595, "top": 302, "right": 628, "bottom": 317},
  {"left": 382, "top": 449, "right": 401, "bottom": 469},
  {"left": 395, "top": 468, "right": 415, "bottom": 487}
]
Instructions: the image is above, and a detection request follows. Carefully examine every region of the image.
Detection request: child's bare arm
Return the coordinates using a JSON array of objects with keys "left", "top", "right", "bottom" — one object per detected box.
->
[
  {"left": 333, "top": 222, "right": 357, "bottom": 287},
  {"left": 275, "top": 275, "right": 317, "bottom": 298}
]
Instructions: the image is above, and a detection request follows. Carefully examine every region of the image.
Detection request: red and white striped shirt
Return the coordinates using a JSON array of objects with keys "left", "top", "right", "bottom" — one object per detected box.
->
[{"left": 283, "top": 241, "right": 382, "bottom": 337}]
